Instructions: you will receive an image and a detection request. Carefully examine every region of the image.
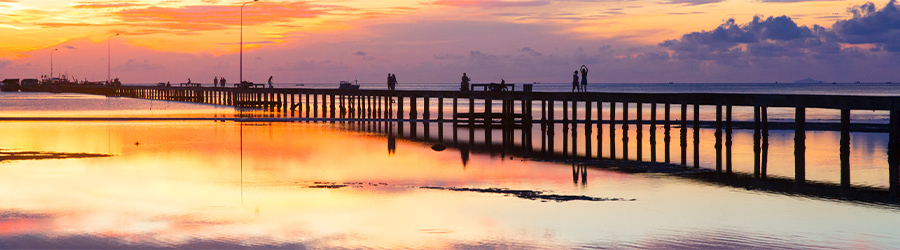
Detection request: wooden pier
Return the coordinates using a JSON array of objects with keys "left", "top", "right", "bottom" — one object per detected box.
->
[{"left": 51, "top": 84, "right": 900, "bottom": 198}]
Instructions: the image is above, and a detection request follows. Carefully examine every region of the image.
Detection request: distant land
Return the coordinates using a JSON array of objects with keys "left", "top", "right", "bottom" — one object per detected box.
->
[{"left": 794, "top": 78, "right": 824, "bottom": 84}]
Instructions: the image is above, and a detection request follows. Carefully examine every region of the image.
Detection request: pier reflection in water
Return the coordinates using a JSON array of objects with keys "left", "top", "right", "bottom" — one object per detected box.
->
[
  {"left": 95, "top": 86, "right": 896, "bottom": 194},
  {"left": 2, "top": 118, "right": 900, "bottom": 248}
]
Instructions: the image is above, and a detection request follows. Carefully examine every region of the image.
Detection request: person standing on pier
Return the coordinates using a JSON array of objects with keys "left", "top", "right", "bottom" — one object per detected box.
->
[
  {"left": 572, "top": 70, "right": 579, "bottom": 92},
  {"left": 268, "top": 76, "right": 274, "bottom": 88},
  {"left": 580, "top": 65, "right": 589, "bottom": 92},
  {"left": 461, "top": 73, "right": 471, "bottom": 91},
  {"left": 391, "top": 74, "right": 397, "bottom": 90},
  {"left": 214, "top": 77, "right": 219, "bottom": 88},
  {"left": 220, "top": 77, "right": 227, "bottom": 88},
  {"left": 387, "top": 73, "right": 393, "bottom": 90}
]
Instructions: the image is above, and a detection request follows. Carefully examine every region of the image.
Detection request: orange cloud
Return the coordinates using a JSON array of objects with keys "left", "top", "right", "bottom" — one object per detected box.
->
[
  {"left": 428, "top": 0, "right": 550, "bottom": 8},
  {"left": 71, "top": 2, "right": 148, "bottom": 9},
  {"left": 109, "top": 2, "right": 336, "bottom": 33}
]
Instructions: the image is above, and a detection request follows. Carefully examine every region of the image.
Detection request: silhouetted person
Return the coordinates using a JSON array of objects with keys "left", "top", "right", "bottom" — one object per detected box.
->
[
  {"left": 214, "top": 77, "right": 219, "bottom": 88},
  {"left": 187, "top": 78, "right": 191, "bottom": 85},
  {"left": 391, "top": 74, "right": 397, "bottom": 90},
  {"left": 572, "top": 70, "right": 579, "bottom": 92},
  {"left": 461, "top": 73, "right": 471, "bottom": 91},
  {"left": 166, "top": 81, "right": 171, "bottom": 87},
  {"left": 268, "top": 76, "right": 273, "bottom": 88},
  {"left": 580, "top": 65, "right": 589, "bottom": 92},
  {"left": 387, "top": 73, "right": 393, "bottom": 90},
  {"left": 220, "top": 77, "right": 227, "bottom": 87}
]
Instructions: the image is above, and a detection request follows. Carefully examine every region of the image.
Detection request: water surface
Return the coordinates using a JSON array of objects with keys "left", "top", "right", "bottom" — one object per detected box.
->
[{"left": 1, "top": 90, "right": 899, "bottom": 249}]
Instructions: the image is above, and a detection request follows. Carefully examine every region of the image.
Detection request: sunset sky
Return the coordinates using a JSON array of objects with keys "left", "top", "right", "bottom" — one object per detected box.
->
[{"left": 0, "top": 0, "right": 897, "bottom": 84}]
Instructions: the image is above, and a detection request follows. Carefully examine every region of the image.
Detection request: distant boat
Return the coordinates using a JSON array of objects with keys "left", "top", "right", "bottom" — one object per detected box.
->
[
  {"left": 20, "top": 78, "right": 43, "bottom": 92},
  {"left": 339, "top": 80, "right": 359, "bottom": 90},
  {"left": 1, "top": 78, "right": 20, "bottom": 92}
]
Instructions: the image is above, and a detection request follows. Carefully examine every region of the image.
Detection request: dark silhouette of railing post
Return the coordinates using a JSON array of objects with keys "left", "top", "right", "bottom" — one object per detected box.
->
[
  {"left": 754, "top": 106, "right": 762, "bottom": 179},
  {"left": 485, "top": 96, "right": 492, "bottom": 147},
  {"left": 548, "top": 99, "right": 555, "bottom": 158},
  {"left": 610, "top": 101, "right": 617, "bottom": 159},
  {"left": 841, "top": 108, "right": 851, "bottom": 188},
  {"left": 571, "top": 99, "right": 578, "bottom": 158},
  {"left": 650, "top": 102, "right": 657, "bottom": 163},
  {"left": 693, "top": 103, "right": 700, "bottom": 168},
  {"left": 680, "top": 102, "right": 687, "bottom": 166},
  {"left": 715, "top": 104, "right": 723, "bottom": 174},
  {"left": 563, "top": 99, "right": 569, "bottom": 157},
  {"left": 890, "top": 101, "right": 900, "bottom": 198},
  {"left": 330, "top": 95, "right": 336, "bottom": 121},
  {"left": 623, "top": 102, "right": 629, "bottom": 160},
  {"left": 762, "top": 106, "right": 769, "bottom": 179},
  {"left": 795, "top": 105, "right": 806, "bottom": 184},
  {"left": 597, "top": 100, "right": 603, "bottom": 159},
  {"left": 664, "top": 102, "right": 671, "bottom": 163},
  {"left": 637, "top": 102, "right": 643, "bottom": 161},
  {"left": 540, "top": 99, "right": 547, "bottom": 156},
  {"left": 726, "top": 104, "right": 733, "bottom": 174},
  {"left": 585, "top": 99, "right": 593, "bottom": 158}
]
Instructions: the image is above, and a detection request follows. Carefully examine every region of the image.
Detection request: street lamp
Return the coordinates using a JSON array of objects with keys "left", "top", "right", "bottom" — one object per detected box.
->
[
  {"left": 108, "top": 33, "right": 120, "bottom": 84},
  {"left": 241, "top": 0, "right": 258, "bottom": 83},
  {"left": 50, "top": 48, "right": 58, "bottom": 79}
]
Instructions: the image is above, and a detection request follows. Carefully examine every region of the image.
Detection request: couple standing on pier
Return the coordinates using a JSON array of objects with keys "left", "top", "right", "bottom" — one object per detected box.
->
[
  {"left": 213, "top": 77, "right": 228, "bottom": 88},
  {"left": 573, "top": 65, "right": 588, "bottom": 92},
  {"left": 387, "top": 74, "right": 398, "bottom": 90}
]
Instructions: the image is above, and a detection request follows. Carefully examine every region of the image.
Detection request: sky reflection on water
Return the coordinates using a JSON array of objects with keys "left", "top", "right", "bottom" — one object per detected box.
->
[
  {"left": 1, "top": 92, "right": 900, "bottom": 248},
  {"left": 1, "top": 120, "right": 900, "bottom": 249}
]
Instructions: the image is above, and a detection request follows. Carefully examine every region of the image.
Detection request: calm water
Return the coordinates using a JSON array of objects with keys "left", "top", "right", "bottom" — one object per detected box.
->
[{"left": 2, "top": 89, "right": 900, "bottom": 249}]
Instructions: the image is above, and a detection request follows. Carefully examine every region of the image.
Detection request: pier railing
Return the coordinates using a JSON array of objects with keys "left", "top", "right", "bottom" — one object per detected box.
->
[{"left": 54, "top": 84, "right": 900, "bottom": 198}]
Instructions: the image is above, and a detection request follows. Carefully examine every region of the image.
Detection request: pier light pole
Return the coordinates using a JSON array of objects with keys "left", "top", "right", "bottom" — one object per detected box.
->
[
  {"left": 50, "top": 48, "right": 58, "bottom": 79},
  {"left": 241, "top": 0, "right": 258, "bottom": 83},
  {"left": 108, "top": 33, "right": 119, "bottom": 84}
]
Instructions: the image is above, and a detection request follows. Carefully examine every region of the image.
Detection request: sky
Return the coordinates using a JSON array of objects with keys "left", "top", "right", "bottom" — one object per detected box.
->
[{"left": 0, "top": 0, "right": 898, "bottom": 84}]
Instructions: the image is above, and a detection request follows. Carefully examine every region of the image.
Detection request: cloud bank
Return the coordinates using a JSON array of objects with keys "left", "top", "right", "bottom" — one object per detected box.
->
[{"left": 660, "top": 0, "right": 900, "bottom": 64}]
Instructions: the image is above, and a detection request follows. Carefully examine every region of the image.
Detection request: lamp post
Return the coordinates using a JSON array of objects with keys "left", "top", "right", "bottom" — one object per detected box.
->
[
  {"left": 108, "top": 33, "right": 119, "bottom": 84},
  {"left": 241, "top": 0, "right": 258, "bottom": 83},
  {"left": 50, "top": 48, "right": 58, "bottom": 79}
]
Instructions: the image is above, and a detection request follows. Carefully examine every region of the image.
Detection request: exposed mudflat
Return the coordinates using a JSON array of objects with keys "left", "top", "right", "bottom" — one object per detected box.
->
[
  {"left": 421, "top": 186, "right": 635, "bottom": 202},
  {"left": 0, "top": 150, "right": 112, "bottom": 162},
  {"left": 301, "top": 181, "right": 632, "bottom": 202}
]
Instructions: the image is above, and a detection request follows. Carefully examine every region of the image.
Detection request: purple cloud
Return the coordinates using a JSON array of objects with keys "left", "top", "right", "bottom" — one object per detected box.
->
[{"left": 833, "top": 0, "right": 900, "bottom": 51}]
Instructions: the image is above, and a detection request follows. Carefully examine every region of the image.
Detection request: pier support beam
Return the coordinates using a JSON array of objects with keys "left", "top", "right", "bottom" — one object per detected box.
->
[
  {"left": 795, "top": 105, "right": 806, "bottom": 184},
  {"left": 680, "top": 103, "right": 687, "bottom": 167},
  {"left": 754, "top": 106, "right": 762, "bottom": 179},
  {"left": 693, "top": 104, "right": 700, "bottom": 168},
  {"left": 841, "top": 108, "right": 851, "bottom": 188},
  {"left": 622, "top": 102, "right": 629, "bottom": 160},
  {"left": 650, "top": 102, "right": 657, "bottom": 163},
  {"left": 890, "top": 101, "right": 900, "bottom": 198},
  {"left": 610, "top": 102, "right": 617, "bottom": 159},
  {"left": 716, "top": 104, "right": 723, "bottom": 174},
  {"left": 726, "top": 105, "right": 733, "bottom": 174}
]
